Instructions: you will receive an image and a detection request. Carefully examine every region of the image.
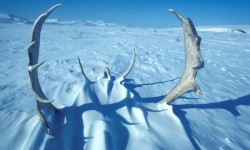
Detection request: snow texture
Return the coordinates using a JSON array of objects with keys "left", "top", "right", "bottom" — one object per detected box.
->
[{"left": 0, "top": 17, "right": 250, "bottom": 149}]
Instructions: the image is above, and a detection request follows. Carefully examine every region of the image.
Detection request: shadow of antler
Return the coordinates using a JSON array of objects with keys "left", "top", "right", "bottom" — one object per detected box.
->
[
  {"left": 173, "top": 94, "right": 250, "bottom": 116},
  {"left": 170, "top": 94, "right": 250, "bottom": 149}
]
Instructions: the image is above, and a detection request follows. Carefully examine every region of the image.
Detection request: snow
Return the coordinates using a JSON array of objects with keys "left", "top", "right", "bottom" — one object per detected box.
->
[
  {"left": 0, "top": 13, "right": 120, "bottom": 27},
  {"left": 198, "top": 27, "right": 246, "bottom": 33},
  {"left": 44, "top": 19, "right": 118, "bottom": 27},
  {"left": 0, "top": 13, "right": 12, "bottom": 19},
  {"left": 0, "top": 13, "right": 31, "bottom": 24},
  {"left": 0, "top": 19, "right": 250, "bottom": 150}
]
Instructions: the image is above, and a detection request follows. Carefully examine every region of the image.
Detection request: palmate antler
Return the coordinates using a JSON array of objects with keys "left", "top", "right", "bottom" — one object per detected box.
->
[
  {"left": 28, "top": 4, "right": 136, "bottom": 134},
  {"left": 157, "top": 9, "right": 204, "bottom": 104}
]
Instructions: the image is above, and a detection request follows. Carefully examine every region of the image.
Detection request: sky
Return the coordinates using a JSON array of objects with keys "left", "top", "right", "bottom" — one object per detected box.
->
[{"left": 0, "top": 0, "right": 250, "bottom": 28}]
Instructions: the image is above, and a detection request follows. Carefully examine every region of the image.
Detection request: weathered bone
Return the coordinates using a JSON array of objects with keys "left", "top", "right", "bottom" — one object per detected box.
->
[
  {"left": 118, "top": 48, "right": 136, "bottom": 79},
  {"left": 27, "top": 4, "right": 203, "bottom": 135},
  {"left": 35, "top": 101, "right": 51, "bottom": 134},
  {"left": 78, "top": 57, "right": 91, "bottom": 82},
  {"left": 104, "top": 67, "right": 111, "bottom": 79},
  {"left": 157, "top": 9, "right": 204, "bottom": 104},
  {"left": 78, "top": 48, "right": 135, "bottom": 82},
  {"left": 28, "top": 4, "right": 61, "bottom": 134}
]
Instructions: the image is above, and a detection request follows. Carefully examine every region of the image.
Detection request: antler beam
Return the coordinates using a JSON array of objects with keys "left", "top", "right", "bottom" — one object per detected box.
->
[
  {"left": 157, "top": 9, "right": 204, "bottom": 104},
  {"left": 28, "top": 4, "right": 61, "bottom": 134},
  {"left": 118, "top": 48, "right": 136, "bottom": 79}
]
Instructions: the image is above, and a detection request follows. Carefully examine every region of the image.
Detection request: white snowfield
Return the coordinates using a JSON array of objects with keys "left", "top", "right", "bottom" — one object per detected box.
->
[{"left": 0, "top": 17, "right": 250, "bottom": 149}]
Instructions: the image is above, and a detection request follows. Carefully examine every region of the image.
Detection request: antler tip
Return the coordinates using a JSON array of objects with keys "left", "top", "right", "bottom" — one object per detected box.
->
[
  {"left": 46, "top": 4, "right": 61, "bottom": 15},
  {"left": 28, "top": 41, "right": 36, "bottom": 49},
  {"left": 30, "top": 41, "right": 36, "bottom": 45},
  {"left": 52, "top": 4, "right": 61, "bottom": 9},
  {"left": 168, "top": 9, "right": 174, "bottom": 12},
  {"left": 28, "top": 60, "right": 46, "bottom": 71}
]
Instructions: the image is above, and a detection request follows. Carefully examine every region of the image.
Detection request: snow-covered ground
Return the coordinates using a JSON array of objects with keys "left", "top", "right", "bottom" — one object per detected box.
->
[{"left": 0, "top": 18, "right": 250, "bottom": 150}]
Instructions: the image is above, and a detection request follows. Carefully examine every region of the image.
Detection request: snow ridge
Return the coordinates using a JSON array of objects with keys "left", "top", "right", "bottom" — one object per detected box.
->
[
  {"left": 0, "top": 12, "right": 120, "bottom": 27},
  {"left": 198, "top": 27, "right": 247, "bottom": 33},
  {"left": 0, "top": 13, "right": 32, "bottom": 24}
]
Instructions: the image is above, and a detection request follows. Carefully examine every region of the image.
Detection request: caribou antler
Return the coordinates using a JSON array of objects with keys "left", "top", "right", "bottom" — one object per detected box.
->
[
  {"left": 118, "top": 48, "right": 136, "bottom": 79},
  {"left": 157, "top": 9, "right": 204, "bottom": 104},
  {"left": 78, "top": 48, "right": 135, "bottom": 81},
  {"left": 78, "top": 57, "right": 91, "bottom": 82},
  {"left": 27, "top": 4, "right": 203, "bottom": 135},
  {"left": 28, "top": 4, "right": 60, "bottom": 134}
]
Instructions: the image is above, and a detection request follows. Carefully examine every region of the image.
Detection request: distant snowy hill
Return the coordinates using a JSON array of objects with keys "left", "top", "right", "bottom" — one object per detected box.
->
[
  {"left": 198, "top": 27, "right": 248, "bottom": 34},
  {"left": 1, "top": 12, "right": 249, "bottom": 31},
  {"left": 45, "top": 18, "right": 120, "bottom": 27},
  {"left": 0, "top": 13, "right": 120, "bottom": 27},
  {"left": 84, "top": 20, "right": 120, "bottom": 27},
  {"left": 0, "top": 13, "right": 32, "bottom": 24}
]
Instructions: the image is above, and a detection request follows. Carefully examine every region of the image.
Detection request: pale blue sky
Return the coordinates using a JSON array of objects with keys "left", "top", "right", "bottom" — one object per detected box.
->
[{"left": 0, "top": 0, "right": 250, "bottom": 28}]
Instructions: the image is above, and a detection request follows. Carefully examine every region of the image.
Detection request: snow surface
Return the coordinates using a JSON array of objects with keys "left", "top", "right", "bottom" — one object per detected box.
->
[{"left": 0, "top": 20, "right": 250, "bottom": 150}]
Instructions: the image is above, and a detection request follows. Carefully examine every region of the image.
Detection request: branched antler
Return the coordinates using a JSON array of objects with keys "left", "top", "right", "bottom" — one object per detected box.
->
[
  {"left": 28, "top": 4, "right": 61, "bottom": 134},
  {"left": 157, "top": 9, "right": 204, "bottom": 104},
  {"left": 27, "top": 4, "right": 203, "bottom": 135}
]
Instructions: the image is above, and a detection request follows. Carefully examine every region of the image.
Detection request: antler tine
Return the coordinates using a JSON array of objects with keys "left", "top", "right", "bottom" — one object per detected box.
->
[
  {"left": 118, "top": 48, "right": 136, "bottom": 79},
  {"left": 28, "top": 4, "right": 60, "bottom": 103},
  {"left": 158, "top": 9, "right": 204, "bottom": 104},
  {"left": 77, "top": 57, "right": 91, "bottom": 82},
  {"left": 35, "top": 101, "right": 51, "bottom": 134},
  {"left": 28, "top": 42, "right": 54, "bottom": 103},
  {"left": 28, "top": 4, "right": 61, "bottom": 134}
]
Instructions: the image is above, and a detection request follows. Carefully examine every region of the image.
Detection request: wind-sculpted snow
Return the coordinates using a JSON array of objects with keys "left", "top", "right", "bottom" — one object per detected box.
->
[{"left": 0, "top": 22, "right": 250, "bottom": 149}]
